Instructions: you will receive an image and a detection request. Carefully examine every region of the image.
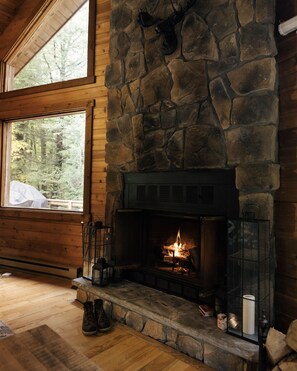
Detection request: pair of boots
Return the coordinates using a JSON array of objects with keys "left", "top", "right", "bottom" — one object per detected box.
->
[{"left": 82, "top": 299, "right": 111, "bottom": 336}]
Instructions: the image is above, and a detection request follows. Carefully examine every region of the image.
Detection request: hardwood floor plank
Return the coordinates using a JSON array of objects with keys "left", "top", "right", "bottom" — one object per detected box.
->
[
  {"left": 0, "top": 343, "right": 29, "bottom": 370},
  {"left": 123, "top": 348, "right": 162, "bottom": 371},
  {"left": 0, "top": 270, "right": 213, "bottom": 370},
  {"left": 136, "top": 351, "right": 185, "bottom": 371},
  {"left": 0, "top": 335, "right": 49, "bottom": 371}
]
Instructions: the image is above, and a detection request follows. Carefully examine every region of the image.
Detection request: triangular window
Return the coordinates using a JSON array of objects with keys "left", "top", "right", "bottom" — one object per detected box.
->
[{"left": 14, "top": 1, "right": 89, "bottom": 90}]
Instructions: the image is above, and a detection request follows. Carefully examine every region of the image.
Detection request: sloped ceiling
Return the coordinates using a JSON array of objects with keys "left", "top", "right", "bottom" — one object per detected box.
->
[
  {"left": 0, "top": 0, "right": 86, "bottom": 75},
  {"left": 0, "top": 0, "right": 21, "bottom": 34}
]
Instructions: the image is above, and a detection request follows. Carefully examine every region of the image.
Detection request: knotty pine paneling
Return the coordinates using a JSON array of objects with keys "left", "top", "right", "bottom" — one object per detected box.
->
[
  {"left": 275, "top": 273, "right": 297, "bottom": 300},
  {"left": 275, "top": 292, "right": 297, "bottom": 332},
  {"left": 275, "top": 0, "right": 297, "bottom": 332},
  {"left": 0, "top": 0, "right": 110, "bottom": 268},
  {"left": 0, "top": 1, "right": 20, "bottom": 34},
  {"left": 0, "top": 218, "right": 82, "bottom": 266}
]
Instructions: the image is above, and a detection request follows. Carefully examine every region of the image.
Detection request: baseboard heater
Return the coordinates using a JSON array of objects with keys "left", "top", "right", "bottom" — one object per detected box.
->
[{"left": 0, "top": 256, "right": 79, "bottom": 279}]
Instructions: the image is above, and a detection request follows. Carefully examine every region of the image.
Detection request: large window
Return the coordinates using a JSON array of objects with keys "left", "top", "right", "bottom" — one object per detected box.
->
[
  {"left": 13, "top": 0, "right": 90, "bottom": 90},
  {"left": 3, "top": 112, "right": 86, "bottom": 212},
  {"left": 0, "top": 0, "right": 94, "bottom": 215}
]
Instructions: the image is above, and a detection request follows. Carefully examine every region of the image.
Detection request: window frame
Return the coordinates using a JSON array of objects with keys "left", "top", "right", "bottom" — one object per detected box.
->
[
  {"left": 0, "top": 0, "right": 96, "bottom": 222},
  {"left": 0, "top": 100, "right": 94, "bottom": 220},
  {"left": 0, "top": 0, "right": 96, "bottom": 99}
]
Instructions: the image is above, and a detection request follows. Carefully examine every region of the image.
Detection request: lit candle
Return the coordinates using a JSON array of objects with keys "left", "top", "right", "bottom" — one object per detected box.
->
[{"left": 242, "top": 294, "right": 255, "bottom": 335}]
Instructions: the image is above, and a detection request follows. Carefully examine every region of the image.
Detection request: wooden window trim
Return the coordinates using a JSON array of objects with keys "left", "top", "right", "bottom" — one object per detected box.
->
[
  {"left": 0, "top": 0, "right": 96, "bottom": 97},
  {"left": 0, "top": 76, "right": 96, "bottom": 100},
  {"left": 82, "top": 102, "right": 93, "bottom": 221},
  {"left": 0, "top": 100, "right": 94, "bottom": 222},
  {"left": 87, "top": 0, "right": 96, "bottom": 77},
  {"left": 0, "top": 0, "right": 96, "bottom": 222},
  {"left": 0, "top": 208, "right": 83, "bottom": 223}
]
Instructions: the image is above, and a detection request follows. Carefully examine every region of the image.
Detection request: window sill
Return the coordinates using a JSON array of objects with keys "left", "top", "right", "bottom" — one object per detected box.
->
[{"left": 0, "top": 207, "right": 84, "bottom": 223}]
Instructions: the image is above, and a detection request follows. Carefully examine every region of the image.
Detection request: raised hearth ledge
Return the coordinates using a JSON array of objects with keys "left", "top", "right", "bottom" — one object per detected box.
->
[{"left": 72, "top": 278, "right": 259, "bottom": 370}]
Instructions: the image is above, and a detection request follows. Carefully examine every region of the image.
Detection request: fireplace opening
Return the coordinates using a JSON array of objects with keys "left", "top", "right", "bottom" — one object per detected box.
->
[
  {"left": 113, "top": 171, "right": 239, "bottom": 305},
  {"left": 115, "top": 209, "right": 227, "bottom": 304},
  {"left": 147, "top": 211, "right": 227, "bottom": 285},
  {"left": 151, "top": 214, "right": 199, "bottom": 276}
]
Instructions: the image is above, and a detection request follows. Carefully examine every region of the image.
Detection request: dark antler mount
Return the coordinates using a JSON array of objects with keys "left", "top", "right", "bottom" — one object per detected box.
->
[{"left": 138, "top": 0, "right": 196, "bottom": 56}]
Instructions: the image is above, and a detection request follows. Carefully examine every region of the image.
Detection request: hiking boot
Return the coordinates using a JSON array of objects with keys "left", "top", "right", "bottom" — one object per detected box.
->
[
  {"left": 82, "top": 301, "right": 97, "bottom": 335},
  {"left": 94, "top": 299, "right": 111, "bottom": 332}
]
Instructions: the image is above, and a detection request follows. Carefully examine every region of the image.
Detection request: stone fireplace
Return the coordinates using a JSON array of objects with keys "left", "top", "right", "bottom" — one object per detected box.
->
[
  {"left": 105, "top": 0, "right": 279, "bottom": 235},
  {"left": 100, "top": 0, "right": 279, "bottom": 360},
  {"left": 105, "top": 0, "right": 279, "bottom": 303},
  {"left": 74, "top": 1, "right": 280, "bottom": 368}
]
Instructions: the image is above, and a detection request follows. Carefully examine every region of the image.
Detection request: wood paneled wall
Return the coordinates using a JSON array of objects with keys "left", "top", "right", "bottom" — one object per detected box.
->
[
  {"left": 0, "top": 0, "right": 110, "bottom": 268},
  {"left": 275, "top": 0, "right": 297, "bottom": 332}
]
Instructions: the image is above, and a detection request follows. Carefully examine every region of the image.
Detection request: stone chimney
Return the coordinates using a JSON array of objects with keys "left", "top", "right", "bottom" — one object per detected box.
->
[{"left": 105, "top": 0, "right": 279, "bottom": 228}]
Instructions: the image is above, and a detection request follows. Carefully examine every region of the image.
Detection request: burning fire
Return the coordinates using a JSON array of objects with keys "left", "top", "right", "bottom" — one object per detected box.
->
[{"left": 165, "top": 229, "right": 189, "bottom": 259}]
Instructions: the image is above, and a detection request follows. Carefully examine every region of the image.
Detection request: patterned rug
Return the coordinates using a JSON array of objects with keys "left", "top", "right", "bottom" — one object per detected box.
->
[{"left": 0, "top": 320, "right": 14, "bottom": 339}]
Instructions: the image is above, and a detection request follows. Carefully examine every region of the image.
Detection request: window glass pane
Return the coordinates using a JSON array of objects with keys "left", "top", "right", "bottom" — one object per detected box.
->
[
  {"left": 5, "top": 113, "right": 85, "bottom": 212},
  {"left": 14, "top": 1, "right": 88, "bottom": 90}
]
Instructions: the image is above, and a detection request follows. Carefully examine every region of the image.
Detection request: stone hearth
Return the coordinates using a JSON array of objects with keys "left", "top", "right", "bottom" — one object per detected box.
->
[{"left": 73, "top": 277, "right": 259, "bottom": 371}]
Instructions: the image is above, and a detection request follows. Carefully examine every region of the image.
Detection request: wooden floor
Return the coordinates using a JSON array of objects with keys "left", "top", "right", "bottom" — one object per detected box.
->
[{"left": 0, "top": 270, "right": 213, "bottom": 370}]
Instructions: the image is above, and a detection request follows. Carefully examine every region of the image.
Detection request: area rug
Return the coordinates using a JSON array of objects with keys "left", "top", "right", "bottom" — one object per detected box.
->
[{"left": 0, "top": 320, "right": 14, "bottom": 339}]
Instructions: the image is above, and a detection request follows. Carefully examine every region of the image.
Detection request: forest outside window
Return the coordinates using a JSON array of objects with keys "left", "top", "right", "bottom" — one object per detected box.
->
[
  {"left": 8, "top": 0, "right": 94, "bottom": 92},
  {"left": 2, "top": 112, "right": 86, "bottom": 212}
]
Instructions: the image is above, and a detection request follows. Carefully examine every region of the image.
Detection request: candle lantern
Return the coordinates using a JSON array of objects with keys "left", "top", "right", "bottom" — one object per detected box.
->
[
  {"left": 92, "top": 258, "right": 115, "bottom": 287},
  {"left": 227, "top": 218, "right": 271, "bottom": 343},
  {"left": 82, "top": 221, "right": 112, "bottom": 281}
]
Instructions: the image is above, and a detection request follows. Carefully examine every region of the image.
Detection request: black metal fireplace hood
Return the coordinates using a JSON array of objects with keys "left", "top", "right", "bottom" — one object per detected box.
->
[{"left": 123, "top": 170, "right": 239, "bottom": 218}]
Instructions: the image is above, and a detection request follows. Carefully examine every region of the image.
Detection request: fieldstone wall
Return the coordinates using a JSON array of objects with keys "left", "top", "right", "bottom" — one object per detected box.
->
[{"left": 105, "top": 0, "right": 279, "bottom": 226}]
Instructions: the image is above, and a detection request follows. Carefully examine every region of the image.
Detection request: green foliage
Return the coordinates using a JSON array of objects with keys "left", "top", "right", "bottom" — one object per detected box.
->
[
  {"left": 14, "top": 2, "right": 88, "bottom": 89},
  {"left": 8, "top": 2, "right": 89, "bottom": 209},
  {"left": 10, "top": 114, "right": 85, "bottom": 201}
]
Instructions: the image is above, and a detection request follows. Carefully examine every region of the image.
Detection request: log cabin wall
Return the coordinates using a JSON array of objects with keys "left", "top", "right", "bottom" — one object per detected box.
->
[
  {"left": 0, "top": 0, "right": 111, "bottom": 268},
  {"left": 275, "top": 0, "right": 297, "bottom": 332}
]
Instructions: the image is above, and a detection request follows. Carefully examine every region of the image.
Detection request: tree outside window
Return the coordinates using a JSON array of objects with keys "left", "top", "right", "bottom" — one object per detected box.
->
[
  {"left": 14, "top": 1, "right": 88, "bottom": 89},
  {"left": 2, "top": 1, "right": 90, "bottom": 211},
  {"left": 6, "top": 113, "right": 86, "bottom": 211}
]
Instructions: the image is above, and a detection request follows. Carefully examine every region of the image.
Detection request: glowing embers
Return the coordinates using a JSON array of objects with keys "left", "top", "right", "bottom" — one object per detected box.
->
[{"left": 162, "top": 228, "right": 193, "bottom": 274}]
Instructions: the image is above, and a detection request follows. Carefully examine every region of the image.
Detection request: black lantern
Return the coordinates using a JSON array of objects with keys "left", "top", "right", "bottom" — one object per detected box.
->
[
  {"left": 82, "top": 221, "right": 112, "bottom": 281},
  {"left": 227, "top": 218, "right": 271, "bottom": 343},
  {"left": 92, "top": 258, "right": 114, "bottom": 287}
]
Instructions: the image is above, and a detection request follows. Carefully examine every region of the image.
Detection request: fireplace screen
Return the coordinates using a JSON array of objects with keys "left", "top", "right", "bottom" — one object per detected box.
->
[
  {"left": 227, "top": 219, "right": 271, "bottom": 343},
  {"left": 114, "top": 170, "right": 238, "bottom": 303},
  {"left": 115, "top": 209, "right": 226, "bottom": 302}
]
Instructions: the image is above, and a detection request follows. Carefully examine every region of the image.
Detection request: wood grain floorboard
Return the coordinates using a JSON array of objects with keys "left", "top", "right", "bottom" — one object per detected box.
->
[{"left": 0, "top": 270, "right": 214, "bottom": 370}]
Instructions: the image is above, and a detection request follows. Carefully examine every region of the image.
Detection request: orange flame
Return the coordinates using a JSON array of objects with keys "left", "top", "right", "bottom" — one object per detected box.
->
[{"left": 168, "top": 228, "right": 186, "bottom": 257}]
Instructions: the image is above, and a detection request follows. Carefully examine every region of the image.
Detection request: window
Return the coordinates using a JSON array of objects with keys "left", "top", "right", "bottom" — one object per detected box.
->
[
  {"left": 0, "top": 0, "right": 94, "bottom": 215},
  {"left": 13, "top": 2, "right": 89, "bottom": 90},
  {"left": 3, "top": 112, "right": 86, "bottom": 212}
]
